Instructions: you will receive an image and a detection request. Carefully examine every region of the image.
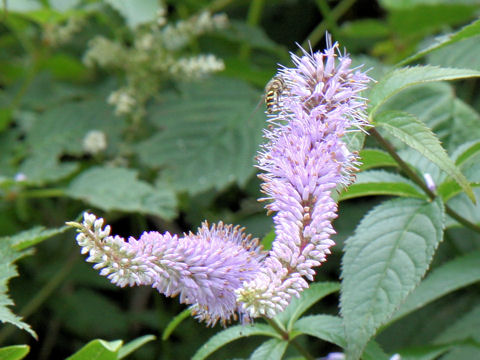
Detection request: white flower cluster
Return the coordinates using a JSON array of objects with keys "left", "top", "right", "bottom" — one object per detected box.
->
[
  {"left": 82, "top": 130, "right": 107, "bottom": 155},
  {"left": 43, "top": 17, "right": 85, "bottom": 47},
  {"left": 82, "top": 10, "right": 228, "bottom": 120},
  {"left": 161, "top": 12, "right": 228, "bottom": 50},
  {"left": 107, "top": 89, "right": 137, "bottom": 116},
  {"left": 171, "top": 55, "right": 225, "bottom": 79}
]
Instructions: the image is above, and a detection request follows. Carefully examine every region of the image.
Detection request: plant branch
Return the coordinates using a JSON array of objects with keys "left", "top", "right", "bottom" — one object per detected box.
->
[
  {"left": 370, "top": 127, "right": 480, "bottom": 233},
  {"left": 264, "top": 317, "right": 316, "bottom": 360}
]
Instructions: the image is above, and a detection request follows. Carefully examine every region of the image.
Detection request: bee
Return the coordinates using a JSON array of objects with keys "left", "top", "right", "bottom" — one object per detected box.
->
[{"left": 264, "top": 75, "right": 287, "bottom": 114}]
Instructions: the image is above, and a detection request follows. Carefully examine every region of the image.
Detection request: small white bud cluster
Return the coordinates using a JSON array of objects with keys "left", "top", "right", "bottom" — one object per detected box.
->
[
  {"left": 171, "top": 55, "right": 225, "bottom": 79},
  {"left": 43, "top": 17, "right": 85, "bottom": 47},
  {"left": 107, "top": 89, "right": 137, "bottom": 116},
  {"left": 161, "top": 12, "right": 229, "bottom": 50},
  {"left": 83, "top": 37, "right": 124, "bottom": 68},
  {"left": 82, "top": 130, "right": 107, "bottom": 155}
]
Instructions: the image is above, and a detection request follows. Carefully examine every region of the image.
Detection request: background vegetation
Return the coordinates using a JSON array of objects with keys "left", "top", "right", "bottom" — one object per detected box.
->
[{"left": 1, "top": 0, "right": 480, "bottom": 359}]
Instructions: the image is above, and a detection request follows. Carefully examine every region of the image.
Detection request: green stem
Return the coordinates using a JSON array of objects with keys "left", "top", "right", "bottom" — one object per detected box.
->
[
  {"left": 0, "top": 251, "right": 79, "bottom": 343},
  {"left": 314, "top": 0, "right": 339, "bottom": 36},
  {"left": 239, "top": 0, "right": 265, "bottom": 60},
  {"left": 300, "top": 0, "right": 356, "bottom": 53},
  {"left": 370, "top": 127, "right": 480, "bottom": 233},
  {"left": 16, "top": 188, "right": 65, "bottom": 199},
  {"left": 264, "top": 317, "right": 316, "bottom": 360}
]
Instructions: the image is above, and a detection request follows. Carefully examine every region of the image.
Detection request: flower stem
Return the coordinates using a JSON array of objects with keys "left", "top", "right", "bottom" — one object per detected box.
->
[
  {"left": 370, "top": 127, "right": 480, "bottom": 233},
  {"left": 264, "top": 317, "right": 316, "bottom": 360},
  {"left": 300, "top": 0, "right": 356, "bottom": 52},
  {"left": 239, "top": 0, "right": 265, "bottom": 60}
]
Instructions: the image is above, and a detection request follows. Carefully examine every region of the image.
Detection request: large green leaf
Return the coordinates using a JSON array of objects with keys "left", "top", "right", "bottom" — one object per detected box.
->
[
  {"left": 66, "top": 339, "right": 122, "bottom": 360},
  {"left": 390, "top": 251, "right": 480, "bottom": 323},
  {"left": 293, "top": 315, "right": 389, "bottom": 360},
  {"left": 249, "top": 339, "right": 288, "bottom": 360},
  {"left": 192, "top": 324, "right": 278, "bottom": 360},
  {"left": 340, "top": 170, "right": 425, "bottom": 200},
  {"left": 399, "top": 18, "right": 480, "bottom": 65},
  {"left": 105, "top": 0, "right": 160, "bottom": 29},
  {"left": 375, "top": 111, "right": 475, "bottom": 202},
  {"left": 20, "top": 98, "right": 123, "bottom": 185},
  {"left": 397, "top": 344, "right": 452, "bottom": 360},
  {"left": 0, "top": 241, "right": 36, "bottom": 338},
  {"left": 0, "top": 345, "right": 30, "bottom": 360},
  {"left": 275, "top": 282, "right": 340, "bottom": 330},
  {"left": 341, "top": 197, "right": 445, "bottom": 360},
  {"left": 66, "top": 166, "right": 176, "bottom": 219},
  {"left": 136, "top": 77, "right": 265, "bottom": 195},
  {"left": 368, "top": 66, "right": 480, "bottom": 116}
]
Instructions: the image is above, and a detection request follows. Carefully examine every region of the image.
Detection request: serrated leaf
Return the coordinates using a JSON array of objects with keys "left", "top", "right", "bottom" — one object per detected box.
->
[
  {"left": 358, "top": 149, "right": 398, "bottom": 171},
  {"left": 399, "top": 18, "right": 480, "bottom": 66},
  {"left": 162, "top": 309, "right": 191, "bottom": 340},
  {"left": 0, "top": 345, "right": 30, "bottom": 360},
  {"left": 6, "top": 225, "right": 69, "bottom": 251},
  {"left": 20, "top": 98, "right": 123, "bottom": 185},
  {"left": 390, "top": 251, "right": 480, "bottom": 323},
  {"left": 339, "top": 170, "right": 425, "bottom": 201},
  {"left": 369, "top": 66, "right": 480, "bottom": 116},
  {"left": 105, "top": 0, "right": 160, "bottom": 29},
  {"left": 118, "top": 335, "right": 156, "bottom": 359},
  {"left": 275, "top": 282, "right": 340, "bottom": 330},
  {"left": 0, "top": 241, "right": 36, "bottom": 338},
  {"left": 66, "top": 339, "right": 122, "bottom": 360},
  {"left": 136, "top": 77, "right": 265, "bottom": 195},
  {"left": 341, "top": 197, "right": 445, "bottom": 360},
  {"left": 66, "top": 166, "right": 176, "bottom": 219},
  {"left": 440, "top": 345, "right": 480, "bottom": 360},
  {"left": 375, "top": 110, "right": 475, "bottom": 202},
  {"left": 249, "top": 339, "right": 288, "bottom": 360},
  {"left": 192, "top": 324, "right": 278, "bottom": 360},
  {"left": 447, "top": 99, "right": 480, "bottom": 152}
]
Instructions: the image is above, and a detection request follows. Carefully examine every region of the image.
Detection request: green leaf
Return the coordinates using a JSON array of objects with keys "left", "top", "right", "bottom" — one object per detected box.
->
[
  {"left": 397, "top": 344, "right": 452, "bottom": 360},
  {"left": 118, "top": 335, "right": 156, "bottom": 359},
  {"left": 136, "top": 77, "right": 265, "bottom": 195},
  {"left": 440, "top": 345, "right": 480, "bottom": 360},
  {"left": 447, "top": 98, "right": 480, "bottom": 152},
  {"left": 162, "top": 309, "right": 191, "bottom": 340},
  {"left": 0, "top": 241, "right": 36, "bottom": 338},
  {"left": 105, "top": 0, "right": 161, "bottom": 29},
  {"left": 66, "top": 166, "right": 176, "bottom": 219},
  {"left": 339, "top": 170, "right": 425, "bottom": 201},
  {"left": 20, "top": 98, "right": 123, "bottom": 185},
  {"left": 358, "top": 149, "right": 398, "bottom": 171},
  {"left": 6, "top": 225, "right": 69, "bottom": 251},
  {"left": 375, "top": 111, "right": 475, "bottom": 202},
  {"left": 341, "top": 197, "right": 445, "bottom": 360},
  {"left": 192, "top": 324, "right": 279, "bottom": 360},
  {"left": 66, "top": 339, "right": 122, "bottom": 360},
  {"left": 293, "top": 315, "right": 346, "bottom": 347},
  {"left": 249, "top": 339, "right": 288, "bottom": 360},
  {"left": 434, "top": 304, "right": 480, "bottom": 344},
  {"left": 369, "top": 66, "right": 480, "bottom": 116},
  {"left": 390, "top": 250, "right": 480, "bottom": 324},
  {"left": 275, "top": 282, "right": 340, "bottom": 331},
  {"left": 399, "top": 18, "right": 480, "bottom": 65},
  {"left": 293, "top": 315, "right": 389, "bottom": 360},
  {"left": 0, "top": 345, "right": 30, "bottom": 360}
]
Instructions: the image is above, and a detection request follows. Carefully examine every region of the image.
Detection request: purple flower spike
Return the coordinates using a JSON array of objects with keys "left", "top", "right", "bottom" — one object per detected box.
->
[
  {"left": 237, "top": 39, "right": 371, "bottom": 318},
  {"left": 69, "top": 213, "right": 264, "bottom": 326}
]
